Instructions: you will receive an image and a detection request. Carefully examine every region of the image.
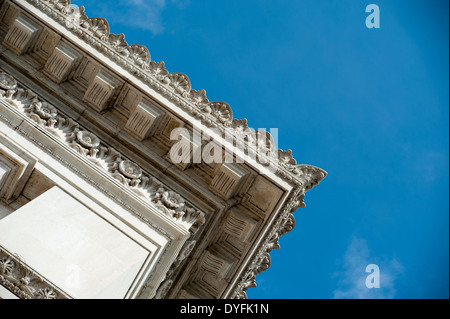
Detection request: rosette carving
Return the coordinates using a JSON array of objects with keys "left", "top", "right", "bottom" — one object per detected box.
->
[
  {"left": 0, "top": 73, "right": 17, "bottom": 98},
  {"left": 209, "top": 101, "right": 232, "bottom": 126},
  {"left": 76, "top": 130, "right": 100, "bottom": 149}
]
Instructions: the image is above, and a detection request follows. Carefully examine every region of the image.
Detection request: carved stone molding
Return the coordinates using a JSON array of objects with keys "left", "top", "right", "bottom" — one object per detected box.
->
[
  {"left": 228, "top": 188, "right": 305, "bottom": 299},
  {"left": 16, "top": 0, "right": 327, "bottom": 188},
  {"left": 0, "top": 70, "right": 205, "bottom": 234},
  {"left": 0, "top": 245, "right": 70, "bottom": 299}
]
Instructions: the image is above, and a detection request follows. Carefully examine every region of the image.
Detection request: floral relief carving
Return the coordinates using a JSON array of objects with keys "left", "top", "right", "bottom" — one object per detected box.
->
[
  {"left": 119, "top": 160, "right": 143, "bottom": 179},
  {"left": 149, "top": 61, "right": 169, "bottom": 80},
  {"left": 159, "top": 190, "right": 184, "bottom": 210},
  {"left": 5, "top": 0, "right": 330, "bottom": 298},
  {"left": 167, "top": 73, "right": 191, "bottom": 95},
  {"left": 76, "top": 130, "right": 100, "bottom": 149},
  {"left": 125, "top": 45, "right": 151, "bottom": 68},
  {"left": 0, "top": 245, "right": 68, "bottom": 299},
  {"left": 108, "top": 33, "right": 128, "bottom": 53},
  {"left": 36, "top": 287, "right": 58, "bottom": 299},
  {"left": 0, "top": 257, "right": 14, "bottom": 275},
  {"left": 0, "top": 73, "right": 17, "bottom": 98},
  {"left": 82, "top": 17, "right": 109, "bottom": 41},
  {"left": 0, "top": 70, "right": 206, "bottom": 233},
  {"left": 230, "top": 118, "right": 253, "bottom": 141},
  {"left": 33, "top": 101, "right": 58, "bottom": 120},
  {"left": 209, "top": 102, "right": 232, "bottom": 126}
]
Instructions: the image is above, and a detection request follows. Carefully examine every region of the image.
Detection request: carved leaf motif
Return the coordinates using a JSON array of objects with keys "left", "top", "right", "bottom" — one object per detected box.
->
[
  {"left": 168, "top": 73, "right": 191, "bottom": 94},
  {"left": 183, "top": 207, "right": 205, "bottom": 227},
  {"left": 45, "top": 117, "right": 79, "bottom": 142},
  {"left": 83, "top": 18, "right": 110, "bottom": 40},
  {"left": 0, "top": 257, "right": 14, "bottom": 275},
  {"left": 125, "top": 45, "right": 151, "bottom": 68},
  {"left": 266, "top": 233, "right": 280, "bottom": 252},
  {"left": 108, "top": 33, "right": 128, "bottom": 52},
  {"left": 249, "top": 130, "right": 276, "bottom": 156},
  {"left": 149, "top": 61, "right": 169, "bottom": 79},
  {"left": 9, "top": 88, "right": 38, "bottom": 111},
  {"left": 278, "top": 149, "right": 297, "bottom": 168},
  {"left": 255, "top": 253, "right": 270, "bottom": 275},
  {"left": 36, "top": 287, "right": 58, "bottom": 299},
  {"left": 292, "top": 165, "right": 328, "bottom": 190},
  {"left": 189, "top": 89, "right": 208, "bottom": 106},
  {"left": 89, "top": 146, "right": 122, "bottom": 172},
  {"left": 48, "top": 0, "right": 71, "bottom": 13},
  {"left": 1, "top": 69, "right": 207, "bottom": 236},
  {"left": 231, "top": 118, "right": 252, "bottom": 141},
  {"left": 278, "top": 214, "right": 295, "bottom": 237},
  {"left": 66, "top": 5, "right": 88, "bottom": 28}
]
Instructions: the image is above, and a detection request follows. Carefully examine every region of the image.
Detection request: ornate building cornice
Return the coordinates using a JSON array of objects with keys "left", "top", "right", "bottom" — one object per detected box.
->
[
  {"left": 19, "top": 0, "right": 327, "bottom": 188},
  {"left": 0, "top": 0, "right": 327, "bottom": 299}
]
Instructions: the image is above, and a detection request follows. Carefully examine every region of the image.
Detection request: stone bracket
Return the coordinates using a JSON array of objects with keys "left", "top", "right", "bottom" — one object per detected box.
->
[
  {"left": 125, "top": 97, "right": 162, "bottom": 141},
  {"left": 209, "top": 163, "right": 248, "bottom": 200},
  {"left": 2, "top": 14, "right": 40, "bottom": 55}
]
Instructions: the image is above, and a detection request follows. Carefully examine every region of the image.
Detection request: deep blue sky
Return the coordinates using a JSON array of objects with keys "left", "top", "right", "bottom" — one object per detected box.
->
[{"left": 72, "top": 0, "right": 449, "bottom": 298}]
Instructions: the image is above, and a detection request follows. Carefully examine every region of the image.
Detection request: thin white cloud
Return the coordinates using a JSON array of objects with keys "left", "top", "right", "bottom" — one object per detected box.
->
[
  {"left": 76, "top": 0, "right": 189, "bottom": 35},
  {"left": 332, "top": 236, "right": 403, "bottom": 299}
]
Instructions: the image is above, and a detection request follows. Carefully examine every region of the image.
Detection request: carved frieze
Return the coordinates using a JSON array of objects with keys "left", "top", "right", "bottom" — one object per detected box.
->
[
  {"left": 0, "top": 245, "right": 70, "bottom": 299},
  {"left": 0, "top": 70, "right": 205, "bottom": 234},
  {"left": 15, "top": 0, "right": 327, "bottom": 188}
]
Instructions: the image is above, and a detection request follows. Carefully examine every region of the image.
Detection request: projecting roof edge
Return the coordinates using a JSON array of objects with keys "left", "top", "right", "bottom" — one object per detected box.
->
[{"left": 18, "top": 0, "right": 327, "bottom": 189}]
